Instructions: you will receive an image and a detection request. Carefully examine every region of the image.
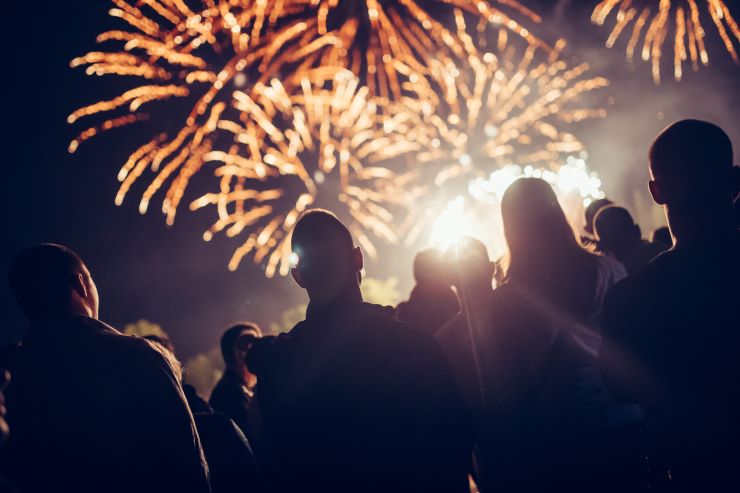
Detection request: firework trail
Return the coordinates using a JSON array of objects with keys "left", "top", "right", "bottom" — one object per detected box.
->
[{"left": 592, "top": 0, "right": 740, "bottom": 83}]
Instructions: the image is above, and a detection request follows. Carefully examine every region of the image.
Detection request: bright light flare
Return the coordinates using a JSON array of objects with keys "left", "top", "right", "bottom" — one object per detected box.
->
[
  {"left": 422, "top": 157, "right": 606, "bottom": 259},
  {"left": 428, "top": 196, "right": 474, "bottom": 251}
]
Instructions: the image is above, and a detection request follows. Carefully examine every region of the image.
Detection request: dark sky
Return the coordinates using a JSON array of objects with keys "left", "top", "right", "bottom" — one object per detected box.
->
[{"left": 3, "top": 0, "right": 739, "bottom": 358}]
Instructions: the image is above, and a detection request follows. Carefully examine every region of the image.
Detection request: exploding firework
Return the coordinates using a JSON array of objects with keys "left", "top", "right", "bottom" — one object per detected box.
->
[
  {"left": 185, "top": 68, "right": 424, "bottom": 276},
  {"left": 591, "top": 0, "right": 740, "bottom": 83},
  {"left": 399, "top": 27, "right": 609, "bottom": 246},
  {"left": 69, "top": 0, "right": 550, "bottom": 274}
]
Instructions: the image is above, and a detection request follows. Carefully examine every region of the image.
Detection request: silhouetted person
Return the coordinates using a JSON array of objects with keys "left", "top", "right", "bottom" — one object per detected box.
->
[
  {"left": 210, "top": 323, "right": 263, "bottom": 452},
  {"left": 145, "top": 335, "right": 260, "bottom": 493},
  {"left": 249, "top": 209, "right": 472, "bottom": 493},
  {"left": 2, "top": 244, "right": 211, "bottom": 493},
  {"left": 594, "top": 205, "right": 667, "bottom": 273},
  {"left": 395, "top": 248, "right": 460, "bottom": 333},
  {"left": 581, "top": 197, "right": 613, "bottom": 248},
  {"left": 504, "top": 179, "right": 626, "bottom": 325},
  {"left": 651, "top": 225, "right": 673, "bottom": 249},
  {"left": 601, "top": 120, "right": 740, "bottom": 490},
  {"left": 438, "top": 180, "right": 634, "bottom": 493}
]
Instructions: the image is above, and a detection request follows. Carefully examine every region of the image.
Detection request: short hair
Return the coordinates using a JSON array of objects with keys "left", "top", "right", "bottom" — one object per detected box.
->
[
  {"left": 8, "top": 244, "right": 87, "bottom": 319},
  {"left": 594, "top": 206, "right": 637, "bottom": 244},
  {"left": 649, "top": 119, "right": 733, "bottom": 181},
  {"left": 220, "top": 323, "right": 261, "bottom": 367},
  {"left": 291, "top": 209, "right": 353, "bottom": 255},
  {"left": 584, "top": 198, "right": 613, "bottom": 235}
]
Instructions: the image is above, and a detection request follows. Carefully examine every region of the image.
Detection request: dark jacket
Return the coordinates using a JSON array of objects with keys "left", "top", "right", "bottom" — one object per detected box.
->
[
  {"left": 194, "top": 411, "right": 259, "bottom": 493},
  {"left": 2, "top": 316, "right": 211, "bottom": 493},
  {"left": 249, "top": 300, "right": 472, "bottom": 493},
  {"left": 601, "top": 233, "right": 740, "bottom": 489},
  {"left": 209, "top": 369, "right": 253, "bottom": 437}
]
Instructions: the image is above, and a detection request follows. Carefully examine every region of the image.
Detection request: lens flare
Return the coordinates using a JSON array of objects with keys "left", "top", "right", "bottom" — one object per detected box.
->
[
  {"left": 428, "top": 196, "right": 474, "bottom": 251},
  {"left": 400, "top": 22, "right": 609, "bottom": 247},
  {"left": 428, "top": 158, "right": 606, "bottom": 256},
  {"left": 591, "top": 0, "right": 740, "bottom": 83}
]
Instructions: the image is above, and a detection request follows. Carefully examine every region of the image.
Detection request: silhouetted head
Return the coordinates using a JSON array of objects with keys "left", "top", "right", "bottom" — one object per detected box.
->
[
  {"left": 291, "top": 209, "right": 363, "bottom": 304},
  {"left": 594, "top": 206, "right": 641, "bottom": 261},
  {"left": 220, "top": 323, "right": 261, "bottom": 371},
  {"left": 501, "top": 178, "right": 598, "bottom": 317},
  {"left": 442, "top": 237, "right": 494, "bottom": 295},
  {"left": 412, "top": 248, "right": 447, "bottom": 285},
  {"left": 651, "top": 226, "right": 673, "bottom": 248},
  {"left": 584, "top": 198, "right": 613, "bottom": 236},
  {"left": 502, "top": 178, "right": 583, "bottom": 279},
  {"left": 649, "top": 119, "right": 738, "bottom": 243},
  {"left": 8, "top": 244, "right": 99, "bottom": 322}
]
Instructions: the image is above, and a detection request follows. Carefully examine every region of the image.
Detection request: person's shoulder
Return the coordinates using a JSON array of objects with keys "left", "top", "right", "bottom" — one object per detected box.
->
[{"left": 603, "top": 251, "right": 674, "bottom": 314}]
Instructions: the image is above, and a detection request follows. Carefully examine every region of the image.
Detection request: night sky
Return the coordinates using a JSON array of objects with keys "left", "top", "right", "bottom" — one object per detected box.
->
[{"left": 3, "top": 0, "right": 739, "bottom": 358}]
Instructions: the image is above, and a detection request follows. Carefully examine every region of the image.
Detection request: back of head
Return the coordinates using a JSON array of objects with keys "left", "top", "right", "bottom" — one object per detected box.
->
[
  {"left": 220, "top": 323, "right": 261, "bottom": 367},
  {"left": 501, "top": 179, "right": 599, "bottom": 317},
  {"left": 412, "top": 248, "right": 446, "bottom": 285},
  {"left": 584, "top": 198, "right": 613, "bottom": 236},
  {"left": 650, "top": 120, "right": 736, "bottom": 208},
  {"left": 8, "top": 244, "right": 88, "bottom": 321},
  {"left": 502, "top": 178, "right": 585, "bottom": 281},
  {"left": 594, "top": 206, "right": 640, "bottom": 257},
  {"left": 442, "top": 236, "right": 493, "bottom": 289},
  {"left": 290, "top": 209, "right": 361, "bottom": 303},
  {"left": 650, "top": 119, "right": 733, "bottom": 182}
]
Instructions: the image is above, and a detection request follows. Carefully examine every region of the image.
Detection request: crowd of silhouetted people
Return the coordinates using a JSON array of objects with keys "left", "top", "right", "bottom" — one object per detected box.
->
[{"left": 0, "top": 119, "right": 738, "bottom": 492}]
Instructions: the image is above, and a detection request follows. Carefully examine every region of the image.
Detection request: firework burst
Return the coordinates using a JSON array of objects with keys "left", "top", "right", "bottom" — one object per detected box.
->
[
  {"left": 68, "top": 0, "right": 551, "bottom": 274},
  {"left": 187, "top": 68, "right": 423, "bottom": 276},
  {"left": 399, "top": 28, "right": 609, "bottom": 246},
  {"left": 591, "top": 0, "right": 740, "bottom": 83}
]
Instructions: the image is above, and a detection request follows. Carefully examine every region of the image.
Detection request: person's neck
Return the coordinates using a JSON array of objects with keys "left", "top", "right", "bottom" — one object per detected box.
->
[
  {"left": 669, "top": 211, "right": 736, "bottom": 249},
  {"left": 30, "top": 307, "right": 95, "bottom": 323},
  {"left": 309, "top": 281, "right": 363, "bottom": 310}
]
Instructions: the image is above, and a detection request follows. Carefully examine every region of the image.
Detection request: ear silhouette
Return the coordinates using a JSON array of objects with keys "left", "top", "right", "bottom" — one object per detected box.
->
[
  {"left": 73, "top": 273, "right": 88, "bottom": 300},
  {"left": 352, "top": 246, "right": 364, "bottom": 272},
  {"left": 649, "top": 180, "right": 667, "bottom": 205}
]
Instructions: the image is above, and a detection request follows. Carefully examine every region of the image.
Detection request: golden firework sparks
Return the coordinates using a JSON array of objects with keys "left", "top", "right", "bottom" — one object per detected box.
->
[
  {"left": 69, "top": 0, "right": 550, "bottom": 274},
  {"left": 285, "top": 0, "right": 549, "bottom": 101},
  {"left": 189, "top": 68, "right": 424, "bottom": 276},
  {"left": 398, "top": 28, "right": 609, "bottom": 245},
  {"left": 592, "top": 0, "right": 740, "bottom": 83}
]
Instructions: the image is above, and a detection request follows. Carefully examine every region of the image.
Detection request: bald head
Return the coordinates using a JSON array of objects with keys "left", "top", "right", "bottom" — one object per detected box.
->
[
  {"left": 650, "top": 119, "right": 733, "bottom": 181},
  {"left": 8, "top": 244, "right": 99, "bottom": 321},
  {"left": 290, "top": 209, "right": 363, "bottom": 304},
  {"left": 648, "top": 120, "right": 738, "bottom": 244},
  {"left": 291, "top": 209, "right": 353, "bottom": 254}
]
